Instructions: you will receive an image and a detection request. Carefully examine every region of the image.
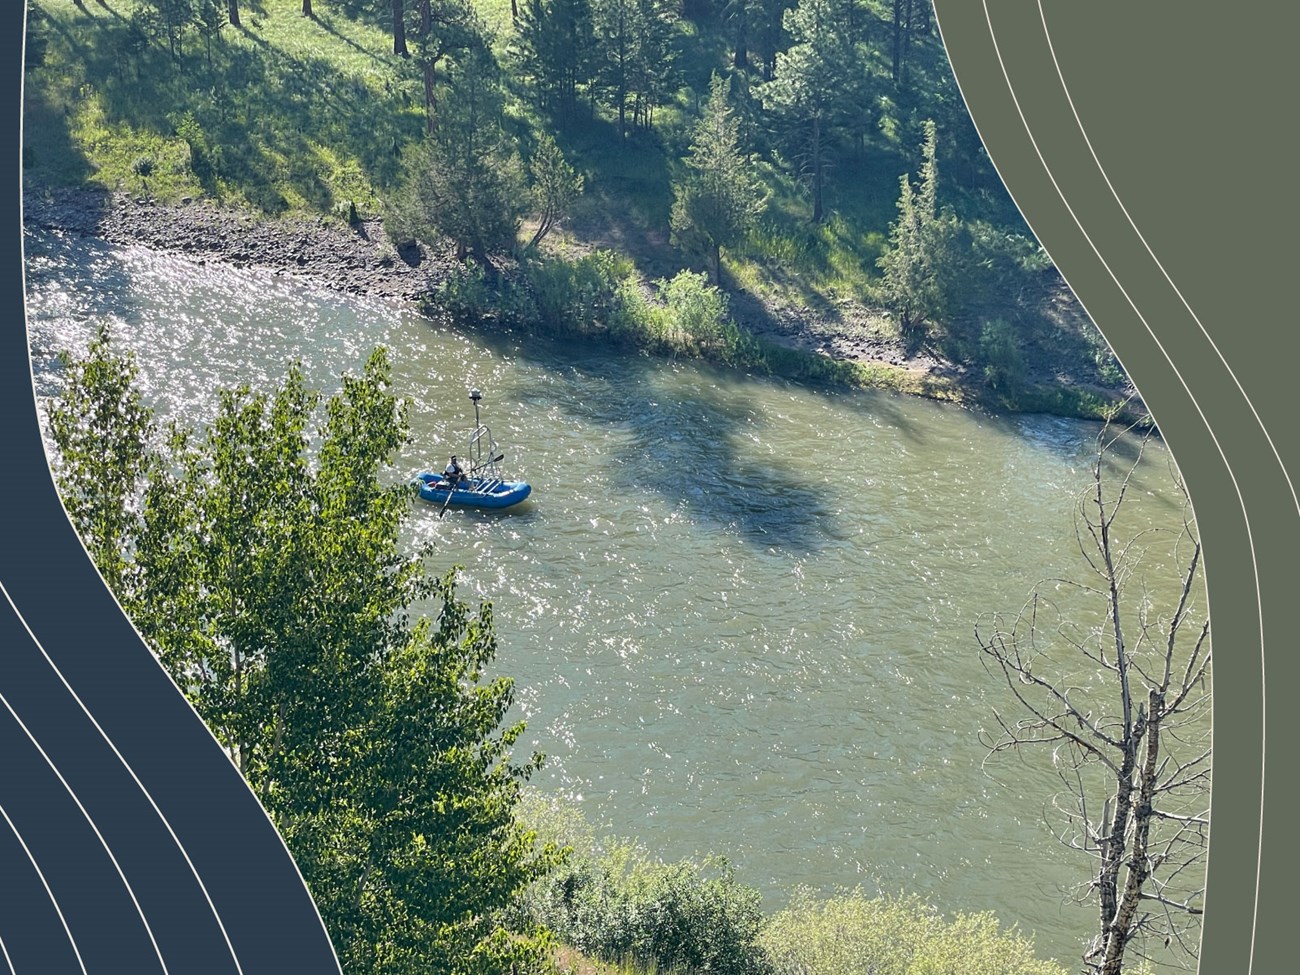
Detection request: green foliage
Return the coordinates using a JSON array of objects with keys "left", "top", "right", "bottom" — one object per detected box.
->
[
  {"left": 877, "top": 119, "right": 960, "bottom": 338},
  {"left": 527, "top": 133, "right": 585, "bottom": 248},
  {"left": 46, "top": 326, "right": 157, "bottom": 594},
  {"left": 518, "top": 798, "right": 769, "bottom": 975},
  {"left": 388, "top": 30, "right": 526, "bottom": 260},
  {"left": 513, "top": 0, "right": 598, "bottom": 122},
  {"left": 529, "top": 249, "right": 635, "bottom": 331},
  {"left": 48, "top": 336, "right": 561, "bottom": 975},
  {"left": 760, "top": 888, "right": 1067, "bottom": 975},
  {"left": 590, "top": 0, "right": 679, "bottom": 136},
  {"left": 25, "top": 2, "right": 51, "bottom": 70},
  {"left": 977, "top": 318, "right": 1023, "bottom": 391},
  {"left": 759, "top": 0, "right": 865, "bottom": 222},
  {"left": 26, "top": 0, "right": 414, "bottom": 211},
  {"left": 670, "top": 73, "right": 766, "bottom": 284},
  {"left": 657, "top": 269, "right": 731, "bottom": 348}
]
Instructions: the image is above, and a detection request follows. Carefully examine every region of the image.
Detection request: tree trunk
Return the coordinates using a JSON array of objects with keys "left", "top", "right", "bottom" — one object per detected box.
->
[
  {"left": 228, "top": 0, "right": 241, "bottom": 29},
  {"left": 393, "top": 0, "right": 408, "bottom": 56},
  {"left": 302, "top": 0, "right": 313, "bottom": 17},
  {"left": 423, "top": 59, "right": 437, "bottom": 134},
  {"left": 892, "top": 0, "right": 901, "bottom": 84},
  {"left": 811, "top": 116, "right": 824, "bottom": 223}
]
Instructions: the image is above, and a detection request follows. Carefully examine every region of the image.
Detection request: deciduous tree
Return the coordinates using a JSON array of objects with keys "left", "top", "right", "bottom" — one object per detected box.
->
[{"left": 48, "top": 339, "right": 561, "bottom": 975}]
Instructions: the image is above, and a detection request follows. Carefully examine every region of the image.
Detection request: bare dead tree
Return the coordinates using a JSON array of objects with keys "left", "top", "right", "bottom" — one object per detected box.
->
[{"left": 977, "top": 416, "right": 1210, "bottom": 975}]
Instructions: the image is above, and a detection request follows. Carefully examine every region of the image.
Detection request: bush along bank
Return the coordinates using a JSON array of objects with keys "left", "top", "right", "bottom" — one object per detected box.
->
[
  {"left": 513, "top": 792, "right": 1078, "bottom": 975},
  {"left": 426, "top": 250, "right": 1133, "bottom": 423}
]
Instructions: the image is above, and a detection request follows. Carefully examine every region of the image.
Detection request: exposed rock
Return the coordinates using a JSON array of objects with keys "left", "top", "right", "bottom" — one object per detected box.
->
[{"left": 22, "top": 187, "right": 458, "bottom": 304}]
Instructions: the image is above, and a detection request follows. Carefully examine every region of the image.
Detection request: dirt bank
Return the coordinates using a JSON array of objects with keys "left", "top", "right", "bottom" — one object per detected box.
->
[
  {"left": 23, "top": 186, "right": 458, "bottom": 303},
  {"left": 23, "top": 186, "right": 945, "bottom": 372}
]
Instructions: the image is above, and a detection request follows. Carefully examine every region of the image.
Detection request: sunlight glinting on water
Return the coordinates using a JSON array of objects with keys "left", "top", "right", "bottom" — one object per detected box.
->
[{"left": 25, "top": 228, "right": 1198, "bottom": 963}]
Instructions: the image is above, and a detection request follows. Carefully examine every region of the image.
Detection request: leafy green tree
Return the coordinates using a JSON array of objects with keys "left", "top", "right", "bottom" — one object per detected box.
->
[
  {"left": 48, "top": 339, "right": 561, "bottom": 975},
  {"left": 390, "top": 35, "right": 526, "bottom": 260},
  {"left": 527, "top": 133, "right": 584, "bottom": 248},
  {"left": 759, "top": 0, "right": 861, "bottom": 222},
  {"left": 670, "top": 73, "right": 765, "bottom": 284},
  {"left": 877, "top": 119, "right": 959, "bottom": 337},
  {"left": 46, "top": 327, "right": 156, "bottom": 595}
]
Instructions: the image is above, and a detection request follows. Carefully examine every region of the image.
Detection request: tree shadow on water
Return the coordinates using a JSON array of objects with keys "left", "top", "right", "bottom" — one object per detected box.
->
[{"left": 452, "top": 323, "right": 839, "bottom": 555}]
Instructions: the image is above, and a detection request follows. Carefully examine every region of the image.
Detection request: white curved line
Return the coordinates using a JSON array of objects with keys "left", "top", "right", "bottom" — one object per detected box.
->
[
  {"left": 1034, "top": 1, "right": 1298, "bottom": 517},
  {"left": 19, "top": 22, "right": 343, "bottom": 972},
  {"left": 0, "top": 679, "right": 167, "bottom": 973},
  {"left": 1033, "top": 7, "right": 1273, "bottom": 962},
  {"left": 0, "top": 584, "right": 245, "bottom": 975},
  {"left": 0, "top": 799, "right": 90, "bottom": 975},
  {"left": 936, "top": 4, "right": 1264, "bottom": 972},
  {"left": 0, "top": 934, "right": 14, "bottom": 975}
]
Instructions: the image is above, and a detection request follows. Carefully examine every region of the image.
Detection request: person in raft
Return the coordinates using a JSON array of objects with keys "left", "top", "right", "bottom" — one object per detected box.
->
[{"left": 443, "top": 455, "right": 465, "bottom": 488}]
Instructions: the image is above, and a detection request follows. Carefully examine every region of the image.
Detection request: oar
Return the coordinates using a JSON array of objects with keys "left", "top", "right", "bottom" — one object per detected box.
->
[
  {"left": 438, "top": 480, "right": 457, "bottom": 519},
  {"left": 470, "top": 452, "right": 505, "bottom": 474}
]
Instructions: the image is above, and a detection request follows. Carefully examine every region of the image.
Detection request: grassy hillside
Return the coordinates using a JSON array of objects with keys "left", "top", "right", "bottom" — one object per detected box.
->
[{"left": 24, "top": 0, "right": 1125, "bottom": 416}]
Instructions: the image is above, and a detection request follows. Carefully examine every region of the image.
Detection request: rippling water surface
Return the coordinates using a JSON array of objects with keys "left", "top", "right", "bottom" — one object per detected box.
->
[{"left": 25, "top": 229, "right": 1193, "bottom": 963}]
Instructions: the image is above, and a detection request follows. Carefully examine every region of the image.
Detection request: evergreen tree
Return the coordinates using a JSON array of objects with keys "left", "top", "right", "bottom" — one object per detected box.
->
[
  {"left": 877, "top": 119, "right": 959, "bottom": 337},
  {"left": 513, "top": 0, "right": 596, "bottom": 122},
  {"left": 195, "top": 0, "right": 227, "bottom": 69},
  {"left": 670, "top": 73, "right": 765, "bottom": 284},
  {"left": 390, "top": 36, "right": 526, "bottom": 260},
  {"left": 591, "top": 0, "right": 675, "bottom": 136},
  {"left": 759, "top": 0, "right": 861, "bottom": 222},
  {"left": 527, "top": 133, "right": 584, "bottom": 248}
]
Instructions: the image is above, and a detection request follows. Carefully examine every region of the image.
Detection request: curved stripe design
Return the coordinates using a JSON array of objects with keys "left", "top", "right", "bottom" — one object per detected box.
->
[
  {"left": 4, "top": 7, "right": 344, "bottom": 974},
  {"left": 933, "top": 3, "right": 1297, "bottom": 973}
]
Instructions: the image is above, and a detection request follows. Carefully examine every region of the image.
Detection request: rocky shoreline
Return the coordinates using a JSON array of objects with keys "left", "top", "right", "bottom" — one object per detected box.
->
[
  {"left": 23, "top": 185, "right": 946, "bottom": 376},
  {"left": 23, "top": 186, "right": 459, "bottom": 304}
]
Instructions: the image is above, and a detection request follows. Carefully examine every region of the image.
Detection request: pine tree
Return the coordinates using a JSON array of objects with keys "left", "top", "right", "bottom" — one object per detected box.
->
[
  {"left": 670, "top": 73, "right": 765, "bottom": 284},
  {"left": 759, "top": 0, "right": 861, "bottom": 222},
  {"left": 514, "top": 0, "right": 596, "bottom": 122},
  {"left": 878, "top": 119, "right": 958, "bottom": 337}
]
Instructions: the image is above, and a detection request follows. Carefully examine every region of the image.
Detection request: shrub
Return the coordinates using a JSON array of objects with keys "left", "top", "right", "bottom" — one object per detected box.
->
[
  {"left": 658, "top": 271, "right": 731, "bottom": 349},
  {"left": 528, "top": 250, "right": 631, "bottom": 334},
  {"left": 977, "top": 318, "right": 1024, "bottom": 391},
  {"left": 760, "top": 889, "right": 1067, "bottom": 975},
  {"left": 516, "top": 794, "right": 770, "bottom": 975}
]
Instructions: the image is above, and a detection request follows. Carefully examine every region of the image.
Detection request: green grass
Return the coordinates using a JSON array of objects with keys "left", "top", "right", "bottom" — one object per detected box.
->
[
  {"left": 26, "top": 0, "right": 419, "bottom": 213},
  {"left": 25, "top": 1, "right": 1112, "bottom": 420}
]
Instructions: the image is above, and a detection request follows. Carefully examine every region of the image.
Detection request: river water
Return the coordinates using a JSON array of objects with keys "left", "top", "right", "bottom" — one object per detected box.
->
[{"left": 25, "top": 229, "right": 1199, "bottom": 963}]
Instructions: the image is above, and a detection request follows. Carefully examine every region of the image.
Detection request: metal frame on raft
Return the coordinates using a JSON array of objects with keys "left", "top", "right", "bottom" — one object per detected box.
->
[
  {"left": 410, "top": 388, "right": 531, "bottom": 514},
  {"left": 465, "top": 388, "right": 503, "bottom": 484}
]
